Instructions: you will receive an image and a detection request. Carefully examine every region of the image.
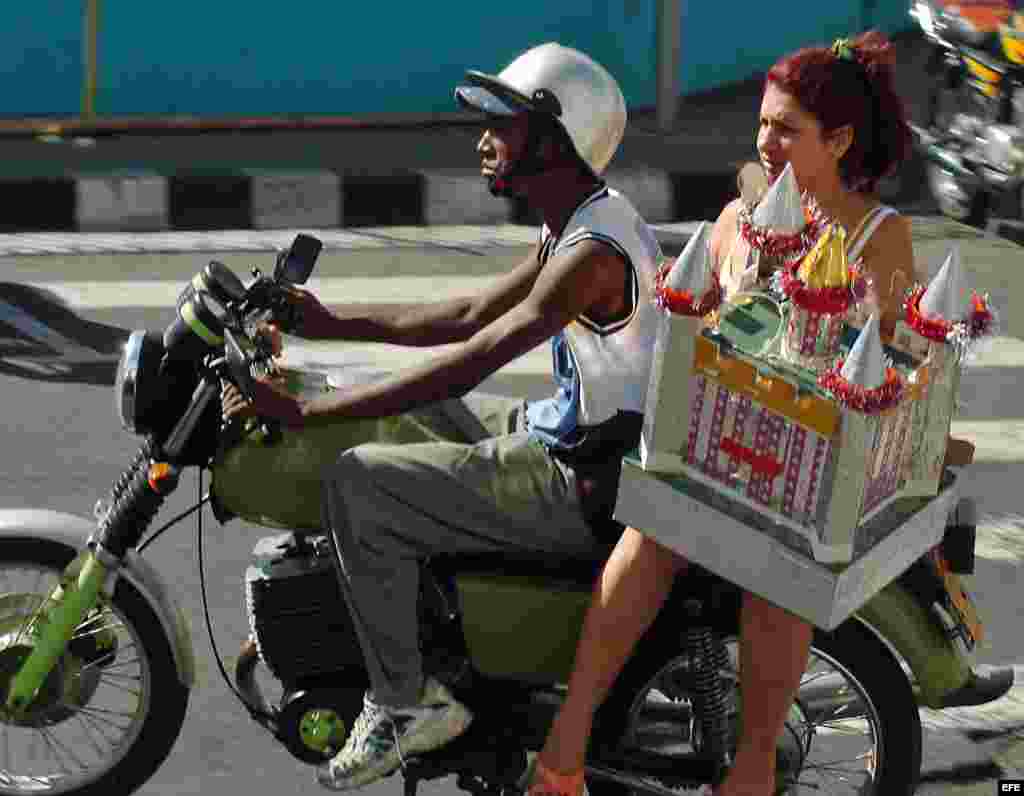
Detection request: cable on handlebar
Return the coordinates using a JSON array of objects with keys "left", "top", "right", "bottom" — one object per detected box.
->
[{"left": 137, "top": 496, "right": 209, "bottom": 554}]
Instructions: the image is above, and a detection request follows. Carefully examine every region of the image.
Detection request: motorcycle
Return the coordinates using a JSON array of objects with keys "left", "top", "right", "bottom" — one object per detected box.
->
[
  {"left": 910, "top": 0, "right": 1024, "bottom": 225},
  {"left": 0, "top": 233, "right": 1014, "bottom": 796}
]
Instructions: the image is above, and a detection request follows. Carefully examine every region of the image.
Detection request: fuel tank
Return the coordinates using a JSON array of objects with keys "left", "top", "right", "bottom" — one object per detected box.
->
[{"left": 210, "top": 365, "right": 492, "bottom": 530}]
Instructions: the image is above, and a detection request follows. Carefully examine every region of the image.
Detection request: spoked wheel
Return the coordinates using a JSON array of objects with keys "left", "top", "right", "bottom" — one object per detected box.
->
[
  {"left": 0, "top": 539, "right": 188, "bottom": 795},
  {"left": 592, "top": 619, "right": 920, "bottom": 795}
]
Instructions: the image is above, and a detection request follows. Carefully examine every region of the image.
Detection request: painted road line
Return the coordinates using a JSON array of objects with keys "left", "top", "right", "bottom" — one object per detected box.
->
[
  {"left": 17, "top": 277, "right": 1024, "bottom": 456},
  {"left": 0, "top": 225, "right": 542, "bottom": 256},
  {"left": 973, "top": 513, "right": 1024, "bottom": 562},
  {"left": 19, "top": 271, "right": 1024, "bottom": 362},
  {"left": 9, "top": 274, "right": 1024, "bottom": 461},
  {"left": 0, "top": 223, "right": 704, "bottom": 257},
  {"left": 27, "top": 277, "right": 498, "bottom": 310},
  {"left": 278, "top": 339, "right": 551, "bottom": 377}
]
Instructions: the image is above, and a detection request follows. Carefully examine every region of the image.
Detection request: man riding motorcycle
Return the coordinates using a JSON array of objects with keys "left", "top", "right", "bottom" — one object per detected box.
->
[{"left": 220, "top": 42, "right": 665, "bottom": 790}]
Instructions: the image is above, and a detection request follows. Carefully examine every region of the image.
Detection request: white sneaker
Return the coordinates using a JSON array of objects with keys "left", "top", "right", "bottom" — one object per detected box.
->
[{"left": 317, "top": 677, "right": 473, "bottom": 791}]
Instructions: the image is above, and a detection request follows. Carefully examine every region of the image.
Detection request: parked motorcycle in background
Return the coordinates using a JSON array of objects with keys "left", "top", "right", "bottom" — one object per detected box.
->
[{"left": 911, "top": 0, "right": 1024, "bottom": 225}]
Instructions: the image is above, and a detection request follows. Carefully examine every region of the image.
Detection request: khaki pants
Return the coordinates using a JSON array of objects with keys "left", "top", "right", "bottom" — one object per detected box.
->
[{"left": 322, "top": 392, "right": 608, "bottom": 707}]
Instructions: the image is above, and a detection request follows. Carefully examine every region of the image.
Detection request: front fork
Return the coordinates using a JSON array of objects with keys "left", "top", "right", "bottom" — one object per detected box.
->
[
  {"left": 4, "top": 552, "right": 109, "bottom": 715},
  {"left": 4, "top": 375, "right": 219, "bottom": 716}
]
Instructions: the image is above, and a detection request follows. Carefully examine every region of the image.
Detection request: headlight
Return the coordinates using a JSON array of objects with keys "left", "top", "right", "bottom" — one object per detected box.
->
[{"left": 114, "top": 330, "right": 164, "bottom": 433}]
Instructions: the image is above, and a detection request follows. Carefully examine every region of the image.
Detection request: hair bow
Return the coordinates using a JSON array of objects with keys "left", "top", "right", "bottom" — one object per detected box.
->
[{"left": 831, "top": 37, "right": 856, "bottom": 62}]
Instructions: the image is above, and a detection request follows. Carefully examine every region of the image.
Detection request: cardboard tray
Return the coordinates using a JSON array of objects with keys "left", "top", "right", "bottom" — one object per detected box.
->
[{"left": 614, "top": 455, "right": 960, "bottom": 630}]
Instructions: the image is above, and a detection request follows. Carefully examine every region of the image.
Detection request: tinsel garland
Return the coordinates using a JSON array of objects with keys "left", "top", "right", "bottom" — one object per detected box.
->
[
  {"left": 903, "top": 286, "right": 994, "bottom": 344},
  {"left": 655, "top": 265, "right": 723, "bottom": 317},
  {"left": 737, "top": 200, "right": 830, "bottom": 263},
  {"left": 778, "top": 262, "right": 860, "bottom": 314},
  {"left": 817, "top": 362, "right": 905, "bottom": 414}
]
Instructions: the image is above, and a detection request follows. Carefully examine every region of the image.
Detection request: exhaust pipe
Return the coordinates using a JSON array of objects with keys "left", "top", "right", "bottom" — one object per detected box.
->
[
  {"left": 235, "top": 636, "right": 278, "bottom": 723},
  {"left": 585, "top": 763, "right": 712, "bottom": 796}
]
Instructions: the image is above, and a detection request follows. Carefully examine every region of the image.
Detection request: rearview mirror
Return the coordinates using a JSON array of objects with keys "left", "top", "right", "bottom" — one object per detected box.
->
[{"left": 274, "top": 234, "right": 322, "bottom": 285}]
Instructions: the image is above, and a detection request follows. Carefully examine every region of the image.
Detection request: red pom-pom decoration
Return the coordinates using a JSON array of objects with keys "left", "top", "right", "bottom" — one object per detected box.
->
[
  {"left": 779, "top": 263, "right": 856, "bottom": 315},
  {"left": 817, "top": 362, "right": 905, "bottom": 414},
  {"left": 655, "top": 265, "right": 723, "bottom": 317},
  {"left": 737, "top": 203, "right": 828, "bottom": 263},
  {"left": 903, "top": 286, "right": 994, "bottom": 343}
]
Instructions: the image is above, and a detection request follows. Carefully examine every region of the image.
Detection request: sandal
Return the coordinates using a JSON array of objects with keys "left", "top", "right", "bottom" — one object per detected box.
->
[{"left": 526, "top": 759, "right": 586, "bottom": 796}]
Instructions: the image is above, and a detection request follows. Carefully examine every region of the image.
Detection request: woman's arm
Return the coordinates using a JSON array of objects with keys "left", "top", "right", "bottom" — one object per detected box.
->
[{"left": 857, "top": 213, "right": 920, "bottom": 337}]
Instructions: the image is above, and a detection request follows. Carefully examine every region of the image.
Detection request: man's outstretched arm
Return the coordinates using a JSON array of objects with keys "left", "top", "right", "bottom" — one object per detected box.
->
[
  {"left": 299, "top": 239, "right": 625, "bottom": 422},
  {"left": 294, "top": 245, "right": 543, "bottom": 347}
]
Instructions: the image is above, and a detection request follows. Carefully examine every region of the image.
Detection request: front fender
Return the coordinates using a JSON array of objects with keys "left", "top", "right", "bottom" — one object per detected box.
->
[
  {"left": 0, "top": 509, "right": 195, "bottom": 688},
  {"left": 855, "top": 579, "right": 969, "bottom": 708}
]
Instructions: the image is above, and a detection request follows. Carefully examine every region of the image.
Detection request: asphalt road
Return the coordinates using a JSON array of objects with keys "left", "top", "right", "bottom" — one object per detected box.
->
[{"left": 0, "top": 221, "right": 1022, "bottom": 795}]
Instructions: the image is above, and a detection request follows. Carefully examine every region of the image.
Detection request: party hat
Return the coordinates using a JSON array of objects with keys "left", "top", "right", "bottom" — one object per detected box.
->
[
  {"left": 665, "top": 221, "right": 714, "bottom": 295},
  {"left": 840, "top": 314, "right": 886, "bottom": 390},
  {"left": 797, "top": 223, "right": 850, "bottom": 289},
  {"left": 751, "top": 162, "right": 804, "bottom": 233},
  {"left": 920, "top": 246, "right": 970, "bottom": 321}
]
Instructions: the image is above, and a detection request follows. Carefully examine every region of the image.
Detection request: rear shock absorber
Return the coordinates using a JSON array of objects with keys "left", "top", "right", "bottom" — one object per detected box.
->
[{"left": 684, "top": 602, "right": 731, "bottom": 768}]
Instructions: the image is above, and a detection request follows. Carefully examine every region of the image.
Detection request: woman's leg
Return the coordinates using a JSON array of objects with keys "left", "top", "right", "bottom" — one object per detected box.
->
[
  {"left": 716, "top": 593, "right": 813, "bottom": 796},
  {"left": 536, "top": 527, "right": 687, "bottom": 777}
]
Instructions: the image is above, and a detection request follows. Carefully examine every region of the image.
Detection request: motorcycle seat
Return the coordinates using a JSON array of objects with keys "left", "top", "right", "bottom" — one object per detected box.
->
[{"left": 431, "top": 545, "right": 615, "bottom": 587}]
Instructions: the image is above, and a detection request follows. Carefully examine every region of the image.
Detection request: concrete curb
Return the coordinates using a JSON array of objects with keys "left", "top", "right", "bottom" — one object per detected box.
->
[{"left": 0, "top": 161, "right": 921, "bottom": 233}]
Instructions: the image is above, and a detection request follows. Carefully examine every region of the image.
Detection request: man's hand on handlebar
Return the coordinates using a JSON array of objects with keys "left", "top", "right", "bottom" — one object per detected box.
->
[
  {"left": 269, "top": 286, "right": 335, "bottom": 339},
  {"left": 253, "top": 323, "right": 283, "bottom": 357},
  {"left": 220, "top": 376, "right": 305, "bottom": 429}
]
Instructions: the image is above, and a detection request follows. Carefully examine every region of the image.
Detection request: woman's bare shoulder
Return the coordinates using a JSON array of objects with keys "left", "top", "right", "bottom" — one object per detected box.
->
[{"left": 861, "top": 211, "right": 919, "bottom": 278}]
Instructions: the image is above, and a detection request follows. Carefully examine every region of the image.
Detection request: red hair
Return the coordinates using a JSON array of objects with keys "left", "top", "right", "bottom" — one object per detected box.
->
[{"left": 766, "top": 31, "right": 913, "bottom": 193}]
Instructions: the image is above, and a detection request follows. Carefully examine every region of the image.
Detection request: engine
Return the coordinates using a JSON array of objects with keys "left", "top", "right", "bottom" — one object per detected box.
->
[{"left": 244, "top": 533, "right": 363, "bottom": 685}]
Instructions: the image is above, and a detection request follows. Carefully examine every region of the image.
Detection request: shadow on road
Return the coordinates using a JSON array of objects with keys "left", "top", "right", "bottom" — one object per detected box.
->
[
  {"left": 0, "top": 282, "right": 128, "bottom": 385},
  {"left": 919, "top": 760, "right": 1005, "bottom": 786}
]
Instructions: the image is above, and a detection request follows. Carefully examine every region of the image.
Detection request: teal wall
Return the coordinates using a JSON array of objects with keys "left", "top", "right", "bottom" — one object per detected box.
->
[
  {"left": 680, "top": 0, "right": 911, "bottom": 93},
  {"left": 0, "top": 1, "right": 913, "bottom": 118},
  {"left": 1, "top": 2, "right": 84, "bottom": 115}
]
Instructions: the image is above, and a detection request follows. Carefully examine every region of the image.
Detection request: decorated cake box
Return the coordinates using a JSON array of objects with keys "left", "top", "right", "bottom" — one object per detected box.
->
[
  {"left": 635, "top": 166, "right": 993, "bottom": 565},
  {"left": 615, "top": 452, "right": 961, "bottom": 630},
  {"left": 641, "top": 298, "right": 924, "bottom": 563}
]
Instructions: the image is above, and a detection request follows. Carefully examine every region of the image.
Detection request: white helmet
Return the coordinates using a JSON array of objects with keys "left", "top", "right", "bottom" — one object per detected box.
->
[{"left": 455, "top": 42, "right": 627, "bottom": 176}]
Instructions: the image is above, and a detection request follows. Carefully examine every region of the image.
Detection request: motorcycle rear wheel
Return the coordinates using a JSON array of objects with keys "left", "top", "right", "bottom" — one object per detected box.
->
[
  {"left": 590, "top": 617, "right": 921, "bottom": 796},
  {"left": 0, "top": 539, "right": 189, "bottom": 795}
]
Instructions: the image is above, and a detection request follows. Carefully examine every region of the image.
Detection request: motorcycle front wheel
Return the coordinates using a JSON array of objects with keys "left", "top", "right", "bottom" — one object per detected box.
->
[
  {"left": 0, "top": 538, "right": 189, "bottom": 795},
  {"left": 591, "top": 617, "right": 921, "bottom": 796}
]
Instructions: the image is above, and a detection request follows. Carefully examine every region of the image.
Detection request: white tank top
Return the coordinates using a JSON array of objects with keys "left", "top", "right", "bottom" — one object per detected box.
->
[
  {"left": 719, "top": 202, "right": 898, "bottom": 301},
  {"left": 525, "top": 185, "right": 663, "bottom": 450}
]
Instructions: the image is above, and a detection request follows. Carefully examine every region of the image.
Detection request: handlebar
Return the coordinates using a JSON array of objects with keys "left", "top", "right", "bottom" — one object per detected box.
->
[
  {"left": 208, "top": 230, "right": 324, "bottom": 444},
  {"left": 216, "top": 331, "right": 284, "bottom": 448}
]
